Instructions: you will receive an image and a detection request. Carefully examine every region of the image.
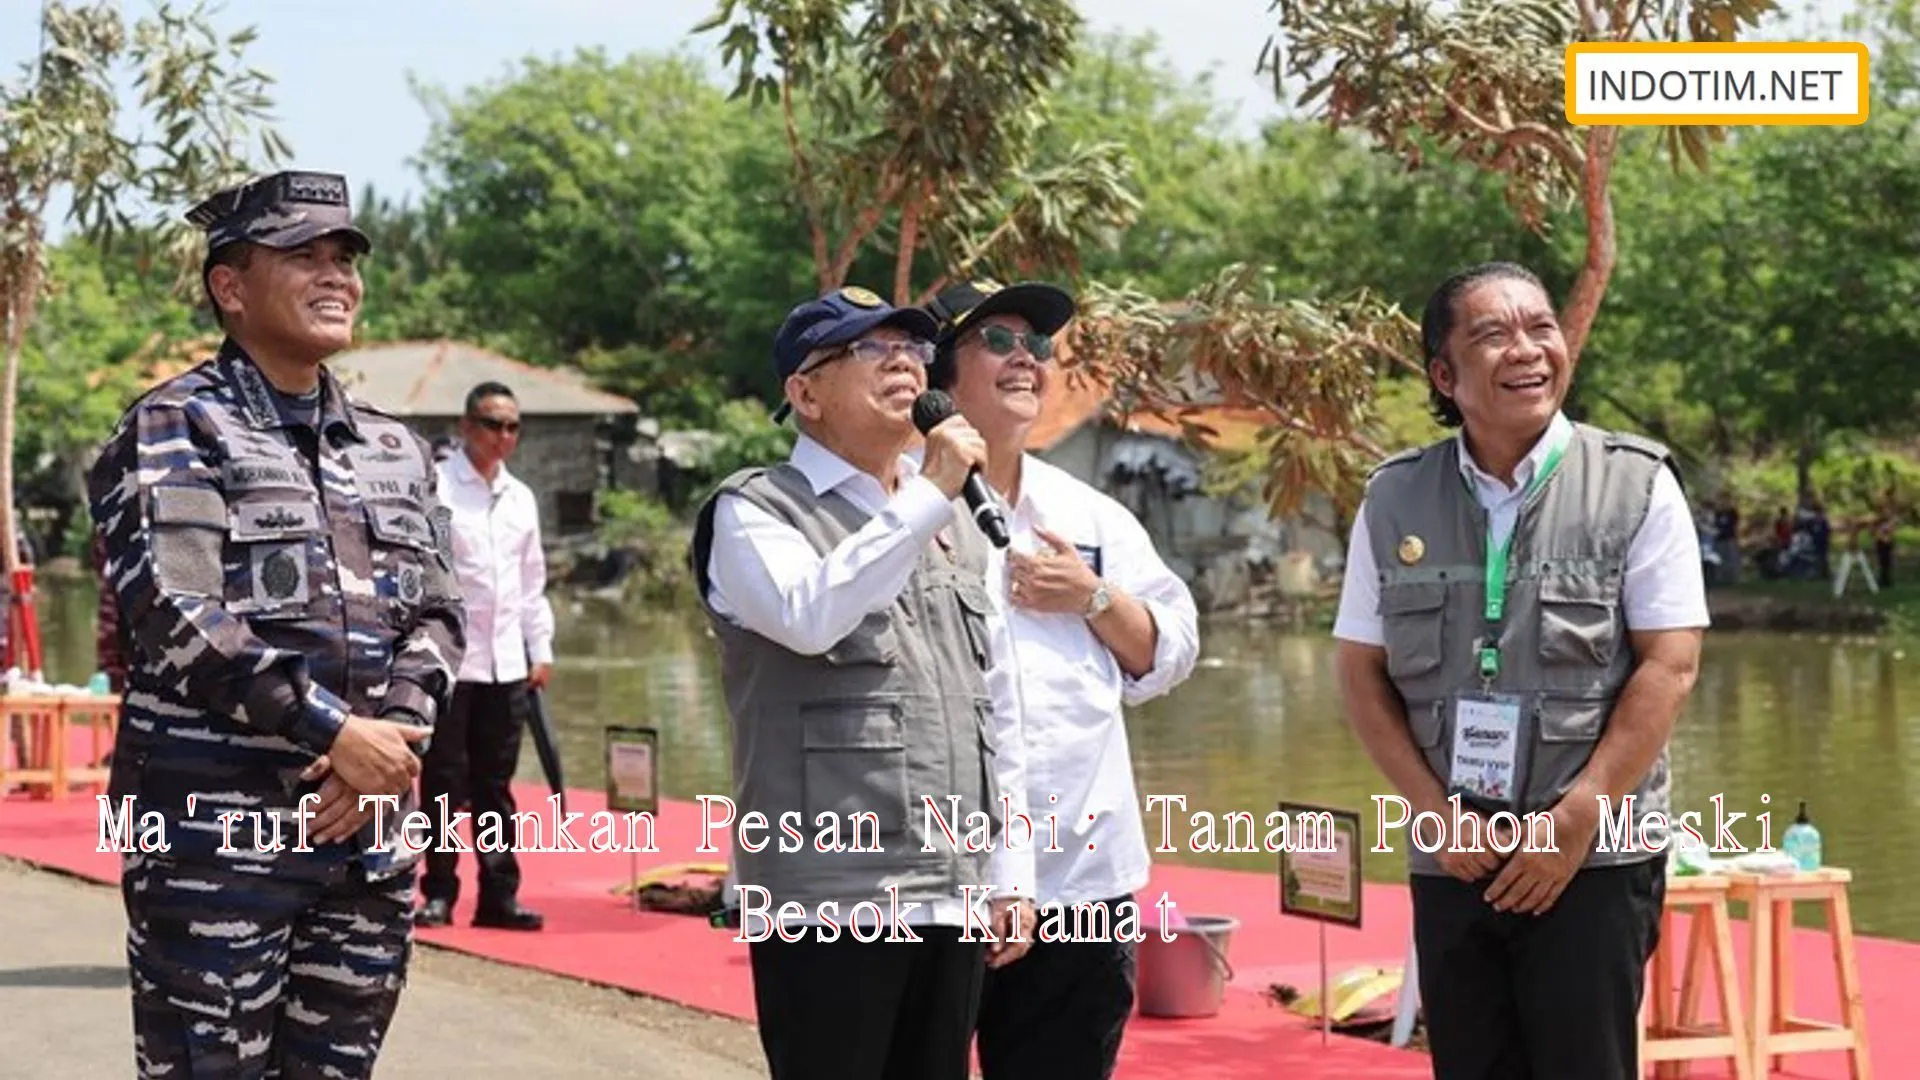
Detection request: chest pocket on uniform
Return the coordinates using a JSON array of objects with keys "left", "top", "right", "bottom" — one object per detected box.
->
[
  {"left": 365, "top": 504, "right": 434, "bottom": 610},
  {"left": 226, "top": 499, "right": 324, "bottom": 619}
]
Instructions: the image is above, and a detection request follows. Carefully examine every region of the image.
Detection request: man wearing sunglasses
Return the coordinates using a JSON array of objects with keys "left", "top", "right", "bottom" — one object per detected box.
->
[
  {"left": 417, "top": 381, "right": 554, "bottom": 932},
  {"left": 924, "top": 280, "right": 1201, "bottom": 1080},
  {"left": 691, "top": 285, "right": 1038, "bottom": 1080}
]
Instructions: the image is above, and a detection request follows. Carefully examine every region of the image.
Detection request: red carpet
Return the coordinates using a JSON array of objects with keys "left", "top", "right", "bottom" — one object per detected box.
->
[{"left": 4, "top": 778, "right": 1911, "bottom": 1079}]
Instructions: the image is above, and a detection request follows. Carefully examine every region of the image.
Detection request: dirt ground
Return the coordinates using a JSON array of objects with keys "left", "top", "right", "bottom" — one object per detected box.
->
[{"left": 0, "top": 855, "right": 770, "bottom": 1079}]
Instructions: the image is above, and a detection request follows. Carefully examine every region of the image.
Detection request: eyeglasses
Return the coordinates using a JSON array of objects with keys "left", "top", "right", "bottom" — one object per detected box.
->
[
  {"left": 800, "top": 338, "right": 936, "bottom": 375},
  {"left": 471, "top": 416, "right": 521, "bottom": 435},
  {"left": 974, "top": 323, "right": 1054, "bottom": 362}
]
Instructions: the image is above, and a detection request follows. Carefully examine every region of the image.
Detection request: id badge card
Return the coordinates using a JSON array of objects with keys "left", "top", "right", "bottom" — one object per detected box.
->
[{"left": 1448, "top": 692, "right": 1525, "bottom": 812}]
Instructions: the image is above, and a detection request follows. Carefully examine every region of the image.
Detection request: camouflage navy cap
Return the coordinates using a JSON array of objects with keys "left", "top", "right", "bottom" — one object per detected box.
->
[{"left": 185, "top": 170, "right": 371, "bottom": 255}]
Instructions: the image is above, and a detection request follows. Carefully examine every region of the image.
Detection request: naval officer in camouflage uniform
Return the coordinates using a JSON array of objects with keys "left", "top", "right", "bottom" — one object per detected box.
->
[
  {"left": 1333, "top": 262, "right": 1708, "bottom": 1079},
  {"left": 87, "top": 170, "right": 464, "bottom": 1079}
]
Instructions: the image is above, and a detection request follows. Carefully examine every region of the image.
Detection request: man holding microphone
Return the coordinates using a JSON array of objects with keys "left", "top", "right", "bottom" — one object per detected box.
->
[{"left": 691, "top": 285, "right": 1037, "bottom": 1080}]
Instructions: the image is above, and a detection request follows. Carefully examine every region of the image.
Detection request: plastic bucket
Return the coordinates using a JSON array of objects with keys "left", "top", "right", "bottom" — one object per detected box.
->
[{"left": 1136, "top": 914, "right": 1239, "bottom": 1018}]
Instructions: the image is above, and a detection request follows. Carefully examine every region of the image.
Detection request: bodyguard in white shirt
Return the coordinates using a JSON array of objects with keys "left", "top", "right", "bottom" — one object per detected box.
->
[
  {"left": 690, "top": 286, "right": 1038, "bottom": 1080},
  {"left": 923, "top": 280, "right": 1201, "bottom": 1080},
  {"left": 417, "top": 381, "right": 555, "bottom": 932}
]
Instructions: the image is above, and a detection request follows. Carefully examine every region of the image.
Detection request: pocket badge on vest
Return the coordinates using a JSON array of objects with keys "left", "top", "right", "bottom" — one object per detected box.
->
[{"left": 1447, "top": 691, "right": 1525, "bottom": 814}]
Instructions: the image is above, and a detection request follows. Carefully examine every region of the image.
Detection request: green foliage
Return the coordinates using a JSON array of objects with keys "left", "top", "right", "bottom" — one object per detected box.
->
[
  {"left": 1723, "top": 444, "right": 1920, "bottom": 525},
  {"left": 2, "top": 0, "right": 286, "bottom": 571},
  {"left": 696, "top": 0, "right": 1139, "bottom": 301},
  {"left": 408, "top": 49, "right": 815, "bottom": 419},
  {"left": 696, "top": 399, "right": 797, "bottom": 487},
  {"left": 593, "top": 488, "right": 693, "bottom": 607}
]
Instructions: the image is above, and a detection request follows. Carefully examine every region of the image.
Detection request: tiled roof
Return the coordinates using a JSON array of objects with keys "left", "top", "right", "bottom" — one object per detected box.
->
[
  {"left": 1030, "top": 367, "right": 1267, "bottom": 454},
  {"left": 109, "top": 336, "right": 638, "bottom": 419},
  {"left": 325, "top": 340, "right": 638, "bottom": 417}
]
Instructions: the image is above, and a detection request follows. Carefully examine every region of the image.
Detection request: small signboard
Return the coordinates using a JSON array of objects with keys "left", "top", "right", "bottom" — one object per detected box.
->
[
  {"left": 605, "top": 726, "right": 659, "bottom": 815},
  {"left": 1278, "top": 801, "right": 1364, "bottom": 929}
]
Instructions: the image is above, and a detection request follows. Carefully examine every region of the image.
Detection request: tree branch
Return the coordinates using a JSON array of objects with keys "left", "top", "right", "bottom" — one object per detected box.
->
[
  {"left": 1440, "top": 92, "right": 1585, "bottom": 178},
  {"left": 1577, "top": 0, "right": 1604, "bottom": 37},
  {"left": 1561, "top": 126, "right": 1620, "bottom": 361},
  {"left": 781, "top": 74, "right": 832, "bottom": 292},
  {"left": 828, "top": 169, "right": 904, "bottom": 288},
  {"left": 893, "top": 182, "right": 926, "bottom": 305}
]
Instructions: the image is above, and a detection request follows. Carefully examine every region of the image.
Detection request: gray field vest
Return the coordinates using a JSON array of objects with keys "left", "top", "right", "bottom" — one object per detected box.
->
[
  {"left": 1363, "top": 422, "right": 1676, "bottom": 875},
  {"left": 691, "top": 464, "right": 1003, "bottom": 910}
]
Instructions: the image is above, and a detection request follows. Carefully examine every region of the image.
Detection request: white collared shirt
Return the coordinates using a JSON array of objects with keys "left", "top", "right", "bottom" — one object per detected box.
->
[
  {"left": 705, "top": 434, "right": 1037, "bottom": 927},
  {"left": 1334, "top": 411, "right": 1709, "bottom": 645},
  {"left": 436, "top": 450, "right": 556, "bottom": 684},
  {"left": 988, "top": 454, "right": 1201, "bottom": 908}
]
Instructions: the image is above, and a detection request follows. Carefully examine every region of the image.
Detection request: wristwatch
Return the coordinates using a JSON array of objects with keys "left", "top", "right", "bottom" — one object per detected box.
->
[{"left": 1084, "top": 581, "right": 1113, "bottom": 620}]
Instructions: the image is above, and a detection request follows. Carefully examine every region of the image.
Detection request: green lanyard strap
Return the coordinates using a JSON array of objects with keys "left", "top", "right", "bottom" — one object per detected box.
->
[{"left": 1473, "top": 428, "right": 1571, "bottom": 683}]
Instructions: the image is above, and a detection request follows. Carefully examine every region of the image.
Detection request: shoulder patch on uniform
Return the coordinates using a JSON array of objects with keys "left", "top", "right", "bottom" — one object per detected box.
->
[{"left": 428, "top": 503, "right": 455, "bottom": 567}]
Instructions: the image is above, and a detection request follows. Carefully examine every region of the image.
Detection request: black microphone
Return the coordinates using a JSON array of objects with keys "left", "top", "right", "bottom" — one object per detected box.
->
[{"left": 912, "top": 389, "right": 1010, "bottom": 549}]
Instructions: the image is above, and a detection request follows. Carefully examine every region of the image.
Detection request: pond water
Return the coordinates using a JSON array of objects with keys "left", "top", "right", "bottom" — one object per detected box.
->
[{"left": 33, "top": 577, "right": 1920, "bottom": 942}]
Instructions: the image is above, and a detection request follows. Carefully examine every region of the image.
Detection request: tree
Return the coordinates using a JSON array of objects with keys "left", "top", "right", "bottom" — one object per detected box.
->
[
  {"left": 1260, "top": 0, "right": 1778, "bottom": 362},
  {"left": 0, "top": 0, "right": 286, "bottom": 575},
  {"left": 1067, "top": 0, "right": 1784, "bottom": 520},
  {"left": 695, "top": 0, "right": 1141, "bottom": 305},
  {"left": 407, "top": 50, "right": 816, "bottom": 422}
]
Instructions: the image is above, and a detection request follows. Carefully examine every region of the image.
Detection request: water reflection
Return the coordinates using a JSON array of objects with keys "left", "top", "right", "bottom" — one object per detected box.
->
[{"left": 33, "top": 579, "right": 1920, "bottom": 942}]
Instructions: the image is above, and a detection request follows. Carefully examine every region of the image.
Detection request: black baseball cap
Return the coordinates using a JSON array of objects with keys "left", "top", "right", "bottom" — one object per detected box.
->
[
  {"left": 924, "top": 279, "right": 1076, "bottom": 348},
  {"left": 186, "top": 170, "right": 371, "bottom": 256},
  {"left": 770, "top": 285, "right": 939, "bottom": 421}
]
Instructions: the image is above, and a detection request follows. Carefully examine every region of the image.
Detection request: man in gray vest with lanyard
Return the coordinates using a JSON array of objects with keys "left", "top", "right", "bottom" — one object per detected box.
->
[
  {"left": 690, "top": 285, "right": 1037, "bottom": 1080},
  {"left": 1332, "top": 262, "right": 1708, "bottom": 1079}
]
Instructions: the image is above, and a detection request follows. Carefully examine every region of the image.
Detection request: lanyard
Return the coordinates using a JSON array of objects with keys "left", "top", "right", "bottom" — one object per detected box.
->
[{"left": 1472, "top": 428, "right": 1570, "bottom": 683}]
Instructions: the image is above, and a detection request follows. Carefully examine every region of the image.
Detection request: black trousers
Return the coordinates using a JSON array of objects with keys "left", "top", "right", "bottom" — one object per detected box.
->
[
  {"left": 976, "top": 895, "right": 1138, "bottom": 1080},
  {"left": 1412, "top": 856, "right": 1666, "bottom": 1080},
  {"left": 419, "top": 680, "right": 528, "bottom": 910},
  {"left": 749, "top": 926, "right": 985, "bottom": 1080}
]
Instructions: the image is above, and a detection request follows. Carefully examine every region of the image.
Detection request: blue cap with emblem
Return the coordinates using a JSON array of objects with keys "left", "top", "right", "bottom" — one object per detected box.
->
[
  {"left": 186, "top": 170, "right": 371, "bottom": 255},
  {"left": 769, "top": 286, "right": 939, "bottom": 422}
]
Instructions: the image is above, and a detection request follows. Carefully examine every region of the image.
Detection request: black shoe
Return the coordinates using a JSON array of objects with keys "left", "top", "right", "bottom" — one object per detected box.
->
[
  {"left": 416, "top": 898, "right": 453, "bottom": 928},
  {"left": 472, "top": 902, "right": 543, "bottom": 931}
]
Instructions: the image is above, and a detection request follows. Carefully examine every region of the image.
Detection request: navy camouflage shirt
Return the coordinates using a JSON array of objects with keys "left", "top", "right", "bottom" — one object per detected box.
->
[{"left": 88, "top": 341, "right": 464, "bottom": 879}]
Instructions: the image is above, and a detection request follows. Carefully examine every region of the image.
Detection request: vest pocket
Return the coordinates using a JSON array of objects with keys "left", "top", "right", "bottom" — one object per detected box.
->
[
  {"left": 1537, "top": 577, "right": 1620, "bottom": 667},
  {"left": 1536, "top": 697, "right": 1608, "bottom": 742},
  {"left": 823, "top": 611, "right": 900, "bottom": 666},
  {"left": 953, "top": 582, "right": 994, "bottom": 671},
  {"left": 1379, "top": 581, "right": 1446, "bottom": 679},
  {"left": 801, "top": 700, "right": 908, "bottom": 837}
]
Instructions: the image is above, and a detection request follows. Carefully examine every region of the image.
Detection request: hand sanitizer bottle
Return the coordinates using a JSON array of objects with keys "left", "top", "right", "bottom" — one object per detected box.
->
[{"left": 1782, "top": 801, "right": 1822, "bottom": 872}]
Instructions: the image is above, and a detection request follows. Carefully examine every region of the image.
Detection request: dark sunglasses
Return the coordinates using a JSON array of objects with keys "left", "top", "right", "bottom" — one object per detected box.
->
[
  {"left": 974, "top": 323, "right": 1054, "bottom": 361},
  {"left": 471, "top": 416, "right": 521, "bottom": 434}
]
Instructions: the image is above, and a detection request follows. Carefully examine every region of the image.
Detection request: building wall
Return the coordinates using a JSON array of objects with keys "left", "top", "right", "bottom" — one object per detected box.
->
[
  {"left": 1036, "top": 421, "right": 1346, "bottom": 614},
  {"left": 408, "top": 415, "right": 609, "bottom": 541}
]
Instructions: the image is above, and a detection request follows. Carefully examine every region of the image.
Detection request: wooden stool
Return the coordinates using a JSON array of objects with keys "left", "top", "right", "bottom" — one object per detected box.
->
[
  {"left": 1727, "top": 869, "right": 1872, "bottom": 1079},
  {"left": 0, "top": 693, "right": 121, "bottom": 800},
  {"left": 1640, "top": 874, "right": 1752, "bottom": 1079},
  {"left": 59, "top": 695, "right": 120, "bottom": 798},
  {"left": 0, "top": 695, "right": 65, "bottom": 799}
]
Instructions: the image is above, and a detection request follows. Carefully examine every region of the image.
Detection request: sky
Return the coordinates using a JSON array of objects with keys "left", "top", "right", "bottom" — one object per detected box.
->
[{"left": 0, "top": 0, "right": 1864, "bottom": 211}]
